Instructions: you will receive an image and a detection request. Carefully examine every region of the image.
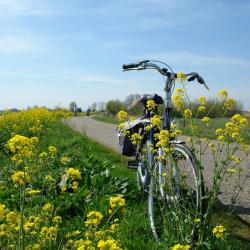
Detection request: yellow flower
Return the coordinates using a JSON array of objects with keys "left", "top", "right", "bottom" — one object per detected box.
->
[
  {"left": 201, "top": 116, "right": 210, "bottom": 124},
  {"left": 172, "top": 95, "right": 185, "bottom": 111},
  {"left": 188, "top": 124, "right": 199, "bottom": 133},
  {"left": 66, "top": 167, "right": 82, "bottom": 180},
  {"left": 72, "top": 230, "right": 81, "bottom": 237},
  {"left": 150, "top": 115, "right": 162, "bottom": 127},
  {"left": 217, "top": 135, "right": 225, "bottom": 141},
  {"left": 177, "top": 71, "right": 186, "bottom": 81},
  {"left": 230, "top": 155, "right": 241, "bottom": 164},
  {"left": 97, "top": 239, "right": 122, "bottom": 250},
  {"left": 48, "top": 146, "right": 57, "bottom": 155},
  {"left": 26, "top": 244, "right": 41, "bottom": 250},
  {"left": 215, "top": 128, "right": 224, "bottom": 136},
  {"left": 239, "top": 117, "right": 248, "bottom": 126},
  {"left": 129, "top": 115, "right": 136, "bottom": 121},
  {"left": 27, "top": 189, "right": 41, "bottom": 197},
  {"left": 117, "top": 111, "right": 127, "bottom": 122},
  {"left": 183, "top": 109, "right": 192, "bottom": 118},
  {"left": 72, "top": 181, "right": 79, "bottom": 190},
  {"left": 95, "top": 230, "right": 105, "bottom": 239},
  {"left": 118, "top": 123, "right": 125, "bottom": 129},
  {"left": 218, "top": 89, "right": 228, "bottom": 98},
  {"left": 60, "top": 156, "right": 70, "bottom": 165},
  {"left": 85, "top": 211, "right": 103, "bottom": 227},
  {"left": 130, "top": 133, "right": 142, "bottom": 145},
  {"left": 212, "top": 225, "right": 226, "bottom": 239},
  {"left": 146, "top": 100, "right": 158, "bottom": 112},
  {"left": 155, "top": 130, "right": 170, "bottom": 147},
  {"left": 198, "top": 106, "right": 206, "bottom": 112},
  {"left": 194, "top": 218, "right": 201, "bottom": 224},
  {"left": 6, "top": 135, "right": 38, "bottom": 161},
  {"left": 6, "top": 211, "right": 19, "bottom": 225},
  {"left": 76, "top": 239, "right": 93, "bottom": 250},
  {"left": 11, "top": 171, "right": 31, "bottom": 185},
  {"left": 224, "top": 98, "right": 236, "bottom": 111},
  {"left": 0, "top": 204, "right": 7, "bottom": 220},
  {"left": 231, "top": 114, "right": 241, "bottom": 122},
  {"left": 171, "top": 243, "right": 191, "bottom": 250},
  {"left": 109, "top": 196, "right": 126, "bottom": 209},
  {"left": 42, "top": 203, "right": 54, "bottom": 214},
  {"left": 111, "top": 218, "right": 120, "bottom": 231},
  {"left": 198, "top": 96, "right": 206, "bottom": 105},
  {"left": 39, "top": 152, "right": 48, "bottom": 158},
  {"left": 209, "top": 143, "right": 216, "bottom": 151},
  {"left": 52, "top": 216, "right": 62, "bottom": 225},
  {"left": 175, "top": 87, "right": 184, "bottom": 94},
  {"left": 40, "top": 226, "right": 58, "bottom": 241},
  {"left": 231, "top": 132, "right": 240, "bottom": 140},
  {"left": 45, "top": 175, "right": 54, "bottom": 182},
  {"left": 227, "top": 169, "right": 236, "bottom": 174}
]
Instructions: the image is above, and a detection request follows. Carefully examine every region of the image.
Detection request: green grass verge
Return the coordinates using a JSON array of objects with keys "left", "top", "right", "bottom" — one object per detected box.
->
[
  {"left": 92, "top": 115, "right": 120, "bottom": 125},
  {"left": 1, "top": 119, "right": 250, "bottom": 249},
  {"left": 177, "top": 117, "right": 250, "bottom": 143},
  {"left": 91, "top": 114, "right": 250, "bottom": 144},
  {"left": 60, "top": 120, "right": 250, "bottom": 248}
]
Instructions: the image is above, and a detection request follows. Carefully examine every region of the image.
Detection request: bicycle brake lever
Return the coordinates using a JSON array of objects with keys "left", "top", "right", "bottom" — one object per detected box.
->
[
  {"left": 197, "top": 75, "right": 209, "bottom": 90},
  {"left": 203, "top": 82, "right": 209, "bottom": 90}
]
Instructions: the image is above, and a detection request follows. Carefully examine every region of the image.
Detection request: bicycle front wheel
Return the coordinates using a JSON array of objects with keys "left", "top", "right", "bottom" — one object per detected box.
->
[{"left": 148, "top": 143, "right": 204, "bottom": 242}]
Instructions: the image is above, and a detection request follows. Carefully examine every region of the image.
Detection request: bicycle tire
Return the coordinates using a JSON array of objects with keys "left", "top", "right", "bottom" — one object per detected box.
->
[{"left": 148, "top": 143, "right": 204, "bottom": 241}]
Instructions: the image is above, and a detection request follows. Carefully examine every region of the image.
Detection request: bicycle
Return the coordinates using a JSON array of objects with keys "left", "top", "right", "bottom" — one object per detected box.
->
[{"left": 120, "top": 60, "right": 208, "bottom": 242}]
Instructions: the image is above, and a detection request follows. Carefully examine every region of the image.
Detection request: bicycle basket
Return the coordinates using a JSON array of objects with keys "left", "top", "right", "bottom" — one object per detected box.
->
[{"left": 116, "top": 119, "right": 143, "bottom": 157}]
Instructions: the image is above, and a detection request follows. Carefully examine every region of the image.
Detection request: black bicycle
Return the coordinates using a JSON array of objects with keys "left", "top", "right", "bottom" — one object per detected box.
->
[{"left": 121, "top": 60, "right": 207, "bottom": 241}]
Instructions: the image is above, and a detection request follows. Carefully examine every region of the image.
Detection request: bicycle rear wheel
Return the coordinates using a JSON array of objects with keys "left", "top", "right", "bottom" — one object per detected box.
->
[{"left": 148, "top": 143, "right": 204, "bottom": 242}]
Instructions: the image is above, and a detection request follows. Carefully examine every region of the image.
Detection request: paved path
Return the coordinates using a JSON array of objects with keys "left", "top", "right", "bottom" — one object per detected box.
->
[{"left": 67, "top": 116, "right": 250, "bottom": 223}]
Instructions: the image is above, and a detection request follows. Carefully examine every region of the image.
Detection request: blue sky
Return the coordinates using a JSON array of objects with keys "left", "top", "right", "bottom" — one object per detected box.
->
[{"left": 0, "top": 0, "right": 250, "bottom": 110}]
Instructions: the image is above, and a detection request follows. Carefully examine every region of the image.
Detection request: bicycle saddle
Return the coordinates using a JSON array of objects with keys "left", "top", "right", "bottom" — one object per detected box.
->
[{"left": 128, "top": 94, "right": 163, "bottom": 111}]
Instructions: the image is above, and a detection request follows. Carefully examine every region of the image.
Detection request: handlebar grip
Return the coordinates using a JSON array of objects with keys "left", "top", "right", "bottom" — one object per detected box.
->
[
  {"left": 187, "top": 76, "right": 196, "bottom": 81},
  {"left": 123, "top": 63, "right": 140, "bottom": 70},
  {"left": 197, "top": 76, "right": 205, "bottom": 85}
]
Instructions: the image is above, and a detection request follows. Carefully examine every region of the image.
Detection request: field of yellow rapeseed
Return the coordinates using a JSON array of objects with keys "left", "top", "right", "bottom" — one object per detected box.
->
[{"left": 0, "top": 108, "right": 128, "bottom": 250}]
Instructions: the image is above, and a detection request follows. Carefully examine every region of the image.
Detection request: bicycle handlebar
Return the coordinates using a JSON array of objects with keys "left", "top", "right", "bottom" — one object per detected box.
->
[
  {"left": 122, "top": 60, "right": 150, "bottom": 70},
  {"left": 122, "top": 60, "right": 209, "bottom": 90}
]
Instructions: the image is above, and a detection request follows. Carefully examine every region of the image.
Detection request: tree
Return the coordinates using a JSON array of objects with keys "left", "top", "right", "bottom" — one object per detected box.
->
[
  {"left": 98, "top": 102, "right": 106, "bottom": 112},
  {"left": 106, "top": 100, "right": 125, "bottom": 117},
  {"left": 91, "top": 102, "right": 97, "bottom": 111},
  {"left": 69, "top": 101, "right": 77, "bottom": 112},
  {"left": 76, "top": 107, "right": 82, "bottom": 113}
]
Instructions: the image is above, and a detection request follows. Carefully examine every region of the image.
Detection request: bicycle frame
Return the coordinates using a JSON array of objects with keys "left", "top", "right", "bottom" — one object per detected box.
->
[{"left": 123, "top": 60, "right": 206, "bottom": 240}]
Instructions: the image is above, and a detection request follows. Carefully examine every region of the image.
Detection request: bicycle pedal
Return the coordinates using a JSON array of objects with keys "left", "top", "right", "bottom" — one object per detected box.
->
[{"left": 127, "top": 160, "right": 140, "bottom": 169}]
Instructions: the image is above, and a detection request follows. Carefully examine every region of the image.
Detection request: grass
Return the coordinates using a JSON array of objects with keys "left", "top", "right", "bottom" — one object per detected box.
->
[
  {"left": 92, "top": 114, "right": 120, "bottom": 125},
  {"left": 36, "top": 122, "right": 168, "bottom": 249},
  {"left": 1, "top": 116, "right": 250, "bottom": 249},
  {"left": 177, "top": 117, "right": 250, "bottom": 143},
  {"left": 91, "top": 114, "right": 250, "bottom": 144},
  {"left": 66, "top": 120, "right": 250, "bottom": 248}
]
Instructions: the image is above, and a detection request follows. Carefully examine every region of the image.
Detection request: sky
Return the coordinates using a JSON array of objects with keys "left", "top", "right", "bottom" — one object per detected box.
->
[{"left": 0, "top": 0, "right": 250, "bottom": 110}]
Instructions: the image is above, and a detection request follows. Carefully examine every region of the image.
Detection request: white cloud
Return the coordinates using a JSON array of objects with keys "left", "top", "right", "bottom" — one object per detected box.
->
[{"left": 132, "top": 52, "right": 250, "bottom": 68}]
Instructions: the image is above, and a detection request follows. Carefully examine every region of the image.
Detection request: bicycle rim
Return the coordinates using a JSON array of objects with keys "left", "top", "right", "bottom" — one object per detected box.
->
[{"left": 148, "top": 143, "right": 203, "bottom": 242}]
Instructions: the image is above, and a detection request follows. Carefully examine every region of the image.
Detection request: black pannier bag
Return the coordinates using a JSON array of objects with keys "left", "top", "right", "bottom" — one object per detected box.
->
[{"left": 117, "top": 119, "right": 143, "bottom": 157}]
